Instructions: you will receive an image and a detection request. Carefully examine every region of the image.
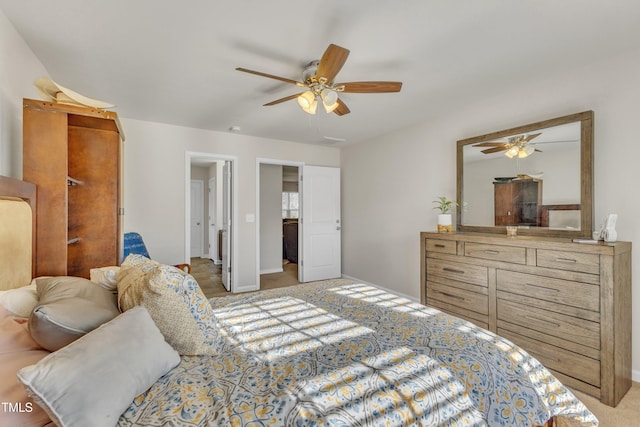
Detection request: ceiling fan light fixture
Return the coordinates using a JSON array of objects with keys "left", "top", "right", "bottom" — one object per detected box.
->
[
  {"left": 320, "top": 88, "right": 339, "bottom": 113},
  {"left": 519, "top": 145, "right": 535, "bottom": 158},
  {"left": 505, "top": 146, "right": 519, "bottom": 158},
  {"left": 297, "top": 91, "right": 317, "bottom": 114}
]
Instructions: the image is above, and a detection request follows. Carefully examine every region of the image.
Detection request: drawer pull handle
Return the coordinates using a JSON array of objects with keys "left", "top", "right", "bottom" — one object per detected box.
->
[
  {"left": 525, "top": 315, "right": 560, "bottom": 328},
  {"left": 437, "top": 291, "right": 465, "bottom": 302},
  {"left": 443, "top": 267, "right": 465, "bottom": 274},
  {"left": 556, "top": 257, "right": 577, "bottom": 263},
  {"left": 484, "top": 250, "right": 500, "bottom": 255},
  {"left": 525, "top": 283, "right": 559, "bottom": 293},
  {"left": 435, "top": 244, "right": 445, "bottom": 248}
]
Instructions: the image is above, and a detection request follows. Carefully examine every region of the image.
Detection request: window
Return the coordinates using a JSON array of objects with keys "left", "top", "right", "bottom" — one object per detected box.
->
[{"left": 282, "top": 192, "right": 299, "bottom": 218}]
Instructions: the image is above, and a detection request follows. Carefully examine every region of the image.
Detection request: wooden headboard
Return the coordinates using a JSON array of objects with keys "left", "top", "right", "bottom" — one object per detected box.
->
[{"left": 0, "top": 176, "right": 36, "bottom": 289}]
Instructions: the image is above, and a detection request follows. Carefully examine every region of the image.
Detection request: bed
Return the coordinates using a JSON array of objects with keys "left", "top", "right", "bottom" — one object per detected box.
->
[{"left": 0, "top": 175, "right": 598, "bottom": 427}]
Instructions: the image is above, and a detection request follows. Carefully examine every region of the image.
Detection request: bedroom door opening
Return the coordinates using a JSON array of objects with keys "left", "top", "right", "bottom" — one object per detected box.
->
[
  {"left": 257, "top": 160, "right": 303, "bottom": 289},
  {"left": 186, "top": 152, "right": 236, "bottom": 294},
  {"left": 256, "top": 161, "right": 341, "bottom": 287}
]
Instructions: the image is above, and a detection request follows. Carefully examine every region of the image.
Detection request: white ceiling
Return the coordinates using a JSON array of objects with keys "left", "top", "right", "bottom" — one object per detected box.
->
[{"left": 2, "top": 1, "right": 640, "bottom": 146}]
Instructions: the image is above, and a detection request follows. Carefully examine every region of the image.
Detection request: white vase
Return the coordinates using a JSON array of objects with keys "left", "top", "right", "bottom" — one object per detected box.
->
[{"left": 437, "top": 213, "right": 452, "bottom": 233}]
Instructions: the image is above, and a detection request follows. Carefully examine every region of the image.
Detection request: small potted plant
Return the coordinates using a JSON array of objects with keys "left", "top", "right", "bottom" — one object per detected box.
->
[{"left": 432, "top": 196, "right": 458, "bottom": 232}]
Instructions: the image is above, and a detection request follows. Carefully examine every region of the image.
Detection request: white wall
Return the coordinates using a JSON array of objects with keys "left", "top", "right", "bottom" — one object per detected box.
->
[
  {"left": 260, "top": 163, "right": 283, "bottom": 273},
  {"left": 0, "top": 8, "right": 47, "bottom": 177},
  {"left": 342, "top": 47, "right": 640, "bottom": 379},
  {"left": 122, "top": 118, "right": 339, "bottom": 290}
]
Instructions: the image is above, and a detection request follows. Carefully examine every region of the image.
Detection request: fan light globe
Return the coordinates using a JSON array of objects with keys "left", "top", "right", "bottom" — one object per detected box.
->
[
  {"left": 505, "top": 146, "right": 519, "bottom": 158},
  {"left": 297, "top": 91, "right": 317, "bottom": 114},
  {"left": 321, "top": 89, "right": 339, "bottom": 113}
]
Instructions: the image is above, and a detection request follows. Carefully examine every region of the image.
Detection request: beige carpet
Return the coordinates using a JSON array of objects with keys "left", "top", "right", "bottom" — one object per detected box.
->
[
  {"left": 570, "top": 382, "right": 640, "bottom": 426},
  {"left": 191, "top": 257, "right": 300, "bottom": 298},
  {"left": 191, "top": 257, "right": 639, "bottom": 425}
]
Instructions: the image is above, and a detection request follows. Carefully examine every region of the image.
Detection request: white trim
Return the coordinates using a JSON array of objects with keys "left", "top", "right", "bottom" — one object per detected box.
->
[
  {"left": 633, "top": 370, "right": 640, "bottom": 383},
  {"left": 260, "top": 267, "right": 284, "bottom": 275},
  {"left": 340, "top": 274, "right": 420, "bottom": 303},
  {"left": 255, "top": 158, "right": 305, "bottom": 288},
  {"left": 185, "top": 151, "right": 238, "bottom": 293}
]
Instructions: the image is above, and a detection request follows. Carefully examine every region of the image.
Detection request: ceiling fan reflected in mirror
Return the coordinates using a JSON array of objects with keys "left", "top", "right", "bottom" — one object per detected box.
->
[
  {"left": 473, "top": 133, "right": 546, "bottom": 159},
  {"left": 236, "top": 44, "right": 402, "bottom": 116}
]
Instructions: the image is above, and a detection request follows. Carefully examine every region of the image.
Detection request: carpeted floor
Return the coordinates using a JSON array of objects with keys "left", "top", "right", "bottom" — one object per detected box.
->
[
  {"left": 570, "top": 381, "right": 640, "bottom": 426},
  {"left": 191, "top": 257, "right": 299, "bottom": 298}
]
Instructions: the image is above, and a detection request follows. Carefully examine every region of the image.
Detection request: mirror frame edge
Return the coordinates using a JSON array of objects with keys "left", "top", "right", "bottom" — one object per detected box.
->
[{"left": 456, "top": 110, "right": 593, "bottom": 238}]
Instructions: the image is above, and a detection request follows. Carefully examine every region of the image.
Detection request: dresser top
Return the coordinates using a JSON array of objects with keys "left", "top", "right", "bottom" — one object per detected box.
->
[{"left": 421, "top": 231, "right": 631, "bottom": 255}]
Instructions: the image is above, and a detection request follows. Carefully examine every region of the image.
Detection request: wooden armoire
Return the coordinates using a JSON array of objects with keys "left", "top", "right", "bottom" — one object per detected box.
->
[
  {"left": 22, "top": 99, "right": 124, "bottom": 278},
  {"left": 494, "top": 178, "right": 541, "bottom": 226}
]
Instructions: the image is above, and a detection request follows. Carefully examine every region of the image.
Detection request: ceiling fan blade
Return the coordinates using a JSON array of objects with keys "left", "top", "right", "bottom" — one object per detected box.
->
[
  {"left": 316, "top": 44, "right": 350, "bottom": 84},
  {"left": 263, "top": 93, "right": 305, "bottom": 106},
  {"left": 236, "top": 67, "right": 305, "bottom": 87},
  {"left": 482, "top": 146, "right": 508, "bottom": 154},
  {"left": 333, "top": 99, "right": 350, "bottom": 116},
  {"left": 337, "top": 81, "right": 402, "bottom": 93},
  {"left": 473, "top": 142, "right": 507, "bottom": 147},
  {"left": 523, "top": 132, "right": 542, "bottom": 142}
]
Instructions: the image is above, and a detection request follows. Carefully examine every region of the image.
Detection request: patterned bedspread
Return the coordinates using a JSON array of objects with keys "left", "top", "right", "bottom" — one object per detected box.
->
[{"left": 118, "top": 279, "right": 597, "bottom": 426}]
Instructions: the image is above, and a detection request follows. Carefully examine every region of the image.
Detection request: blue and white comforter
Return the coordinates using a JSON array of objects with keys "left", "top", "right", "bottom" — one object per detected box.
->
[{"left": 119, "top": 279, "right": 597, "bottom": 426}]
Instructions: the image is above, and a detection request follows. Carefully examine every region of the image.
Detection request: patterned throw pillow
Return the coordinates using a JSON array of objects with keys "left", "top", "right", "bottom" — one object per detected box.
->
[{"left": 117, "top": 255, "right": 221, "bottom": 355}]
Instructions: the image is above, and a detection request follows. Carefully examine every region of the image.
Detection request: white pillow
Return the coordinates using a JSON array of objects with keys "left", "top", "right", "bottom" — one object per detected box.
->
[
  {"left": 0, "top": 282, "right": 38, "bottom": 317},
  {"left": 90, "top": 266, "right": 120, "bottom": 293},
  {"left": 18, "top": 306, "right": 180, "bottom": 427}
]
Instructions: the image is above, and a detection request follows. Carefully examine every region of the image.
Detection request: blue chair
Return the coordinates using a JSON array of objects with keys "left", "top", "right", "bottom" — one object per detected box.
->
[
  {"left": 123, "top": 232, "right": 150, "bottom": 259},
  {"left": 123, "top": 232, "right": 190, "bottom": 273}
]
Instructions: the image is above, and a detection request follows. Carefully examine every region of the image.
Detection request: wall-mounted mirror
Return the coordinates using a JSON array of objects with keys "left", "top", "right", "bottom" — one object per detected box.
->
[{"left": 456, "top": 111, "right": 593, "bottom": 238}]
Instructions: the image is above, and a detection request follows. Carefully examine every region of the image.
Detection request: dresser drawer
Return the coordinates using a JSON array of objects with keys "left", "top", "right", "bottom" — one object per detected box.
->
[
  {"left": 497, "top": 299, "right": 600, "bottom": 350},
  {"left": 427, "top": 280, "right": 488, "bottom": 316},
  {"left": 426, "top": 258, "right": 488, "bottom": 287},
  {"left": 497, "top": 270, "right": 600, "bottom": 312},
  {"left": 498, "top": 328, "right": 601, "bottom": 387},
  {"left": 464, "top": 242, "right": 526, "bottom": 264},
  {"left": 425, "top": 238, "right": 457, "bottom": 255},
  {"left": 537, "top": 249, "right": 600, "bottom": 274}
]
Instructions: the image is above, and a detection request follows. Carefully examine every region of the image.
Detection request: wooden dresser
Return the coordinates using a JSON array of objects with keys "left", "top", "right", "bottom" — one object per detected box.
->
[
  {"left": 420, "top": 231, "right": 631, "bottom": 406},
  {"left": 23, "top": 99, "right": 124, "bottom": 278}
]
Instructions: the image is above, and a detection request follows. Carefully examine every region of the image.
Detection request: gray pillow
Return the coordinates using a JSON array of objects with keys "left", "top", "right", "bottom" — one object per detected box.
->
[
  {"left": 18, "top": 306, "right": 181, "bottom": 427},
  {"left": 29, "top": 276, "right": 120, "bottom": 351}
]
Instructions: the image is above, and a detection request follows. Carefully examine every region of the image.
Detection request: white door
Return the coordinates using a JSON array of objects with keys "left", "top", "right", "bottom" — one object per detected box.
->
[
  {"left": 221, "top": 161, "right": 232, "bottom": 291},
  {"left": 301, "top": 166, "right": 341, "bottom": 282},
  {"left": 190, "top": 180, "right": 204, "bottom": 258},
  {"left": 208, "top": 177, "right": 217, "bottom": 261}
]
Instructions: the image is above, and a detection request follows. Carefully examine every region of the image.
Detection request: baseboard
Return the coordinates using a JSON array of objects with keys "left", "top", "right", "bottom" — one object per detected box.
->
[
  {"left": 260, "top": 267, "right": 283, "bottom": 275},
  {"left": 213, "top": 259, "right": 222, "bottom": 265},
  {"left": 633, "top": 369, "right": 640, "bottom": 383},
  {"left": 340, "top": 274, "right": 420, "bottom": 303}
]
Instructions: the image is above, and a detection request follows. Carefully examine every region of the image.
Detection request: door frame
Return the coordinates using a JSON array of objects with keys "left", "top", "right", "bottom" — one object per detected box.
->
[
  {"left": 255, "top": 158, "right": 304, "bottom": 288},
  {"left": 189, "top": 179, "right": 204, "bottom": 257},
  {"left": 208, "top": 176, "right": 218, "bottom": 262},
  {"left": 185, "top": 151, "right": 238, "bottom": 293}
]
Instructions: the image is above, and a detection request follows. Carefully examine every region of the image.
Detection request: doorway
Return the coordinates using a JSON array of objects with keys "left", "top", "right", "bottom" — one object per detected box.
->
[
  {"left": 259, "top": 163, "right": 300, "bottom": 289},
  {"left": 185, "top": 152, "right": 236, "bottom": 294},
  {"left": 256, "top": 160, "right": 341, "bottom": 287}
]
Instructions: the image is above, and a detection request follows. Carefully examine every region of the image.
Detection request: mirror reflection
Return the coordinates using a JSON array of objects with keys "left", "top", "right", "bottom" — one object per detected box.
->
[{"left": 457, "top": 111, "right": 593, "bottom": 237}]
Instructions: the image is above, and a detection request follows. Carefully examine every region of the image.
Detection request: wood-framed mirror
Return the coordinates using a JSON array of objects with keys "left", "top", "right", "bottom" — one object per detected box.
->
[{"left": 456, "top": 111, "right": 593, "bottom": 238}]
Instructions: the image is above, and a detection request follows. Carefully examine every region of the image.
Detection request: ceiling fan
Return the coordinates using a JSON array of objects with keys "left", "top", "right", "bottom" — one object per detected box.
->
[
  {"left": 236, "top": 44, "right": 402, "bottom": 116},
  {"left": 473, "top": 133, "right": 544, "bottom": 158}
]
